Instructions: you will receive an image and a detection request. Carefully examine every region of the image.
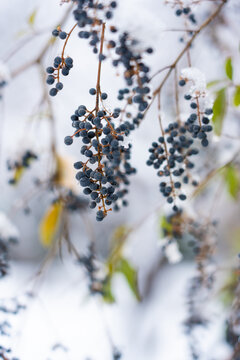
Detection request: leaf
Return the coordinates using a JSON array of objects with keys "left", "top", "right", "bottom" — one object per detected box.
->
[
  {"left": 207, "top": 79, "right": 225, "bottom": 89},
  {"left": 39, "top": 202, "right": 63, "bottom": 247},
  {"left": 159, "top": 215, "right": 172, "bottom": 238},
  {"left": 224, "top": 165, "right": 240, "bottom": 200},
  {"left": 12, "top": 167, "right": 25, "bottom": 184},
  {"left": 115, "top": 258, "right": 141, "bottom": 301},
  {"left": 28, "top": 8, "right": 37, "bottom": 27},
  {"left": 225, "top": 57, "right": 233, "bottom": 80},
  {"left": 102, "top": 276, "right": 115, "bottom": 303},
  {"left": 212, "top": 88, "right": 227, "bottom": 136},
  {"left": 233, "top": 86, "right": 240, "bottom": 107}
]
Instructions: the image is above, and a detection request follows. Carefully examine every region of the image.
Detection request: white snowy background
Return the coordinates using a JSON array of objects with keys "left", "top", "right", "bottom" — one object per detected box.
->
[{"left": 0, "top": 0, "right": 240, "bottom": 359}]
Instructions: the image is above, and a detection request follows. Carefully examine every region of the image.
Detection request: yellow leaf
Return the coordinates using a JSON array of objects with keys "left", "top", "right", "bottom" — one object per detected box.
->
[
  {"left": 39, "top": 202, "right": 63, "bottom": 247},
  {"left": 13, "top": 167, "right": 25, "bottom": 184},
  {"left": 28, "top": 8, "right": 37, "bottom": 26},
  {"left": 54, "top": 155, "right": 77, "bottom": 191}
]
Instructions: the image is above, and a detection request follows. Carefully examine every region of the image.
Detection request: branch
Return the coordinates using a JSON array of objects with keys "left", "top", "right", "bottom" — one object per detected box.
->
[{"left": 152, "top": 0, "right": 227, "bottom": 100}]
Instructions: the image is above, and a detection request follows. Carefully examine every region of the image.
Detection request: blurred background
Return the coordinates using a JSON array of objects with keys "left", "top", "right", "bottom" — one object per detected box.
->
[{"left": 0, "top": 0, "right": 240, "bottom": 359}]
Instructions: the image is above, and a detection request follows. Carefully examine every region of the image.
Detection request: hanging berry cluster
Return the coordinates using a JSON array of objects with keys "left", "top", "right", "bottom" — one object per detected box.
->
[
  {"left": 62, "top": 22, "right": 136, "bottom": 221},
  {"left": 179, "top": 67, "right": 213, "bottom": 148},
  {"left": 147, "top": 66, "right": 214, "bottom": 211},
  {"left": 147, "top": 116, "right": 199, "bottom": 211}
]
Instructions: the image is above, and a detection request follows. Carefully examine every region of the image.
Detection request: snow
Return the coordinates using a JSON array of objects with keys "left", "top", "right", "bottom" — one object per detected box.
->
[{"left": 0, "top": 212, "right": 19, "bottom": 242}]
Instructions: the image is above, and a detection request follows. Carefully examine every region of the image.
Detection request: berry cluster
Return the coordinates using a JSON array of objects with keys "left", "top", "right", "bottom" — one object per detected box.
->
[
  {"left": 78, "top": 244, "right": 105, "bottom": 295},
  {"left": 179, "top": 68, "right": 213, "bottom": 147},
  {"left": 112, "top": 32, "right": 153, "bottom": 124},
  {"left": 73, "top": 0, "right": 117, "bottom": 25},
  {"left": 73, "top": 0, "right": 117, "bottom": 53},
  {"left": 165, "top": 0, "right": 197, "bottom": 24},
  {"left": 7, "top": 150, "right": 38, "bottom": 184},
  {"left": 46, "top": 55, "right": 73, "bottom": 97},
  {"left": 64, "top": 92, "right": 136, "bottom": 220},
  {"left": 184, "top": 218, "right": 217, "bottom": 360},
  {"left": 147, "top": 120, "right": 199, "bottom": 210},
  {"left": 175, "top": 6, "right": 196, "bottom": 24},
  {"left": 47, "top": 1, "right": 118, "bottom": 95}
]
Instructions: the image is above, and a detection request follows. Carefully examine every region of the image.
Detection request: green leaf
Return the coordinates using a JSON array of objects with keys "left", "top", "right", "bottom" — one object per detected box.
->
[
  {"left": 220, "top": 270, "right": 238, "bottom": 307},
  {"left": 212, "top": 88, "right": 227, "bottom": 136},
  {"left": 39, "top": 201, "right": 63, "bottom": 247},
  {"left": 102, "top": 276, "right": 115, "bottom": 303},
  {"left": 224, "top": 164, "right": 240, "bottom": 200},
  {"left": 115, "top": 258, "right": 141, "bottom": 301},
  {"left": 225, "top": 57, "right": 233, "bottom": 80},
  {"left": 159, "top": 215, "right": 172, "bottom": 238},
  {"left": 28, "top": 8, "right": 37, "bottom": 27},
  {"left": 233, "top": 86, "right": 240, "bottom": 107},
  {"left": 207, "top": 79, "right": 225, "bottom": 89}
]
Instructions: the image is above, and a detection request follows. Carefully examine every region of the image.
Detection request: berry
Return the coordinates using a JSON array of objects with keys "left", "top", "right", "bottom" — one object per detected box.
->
[
  {"left": 49, "top": 88, "right": 58, "bottom": 96},
  {"left": 52, "top": 29, "right": 59, "bottom": 37},
  {"left": 64, "top": 136, "right": 73, "bottom": 145},
  {"left": 89, "top": 88, "right": 96, "bottom": 95},
  {"left": 56, "top": 82, "right": 63, "bottom": 90},
  {"left": 101, "top": 92, "right": 108, "bottom": 100},
  {"left": 46, "top": 75, "right": 55, "bottom": 85},
  {"left": 179, "top": 79, "right": 186, "bottom": 86},
  {"left": 59, "top": 31, "right": 67, "bottom": 40},
  {"left": 176, "top": 9, "right": 182, "bottom": 16}
]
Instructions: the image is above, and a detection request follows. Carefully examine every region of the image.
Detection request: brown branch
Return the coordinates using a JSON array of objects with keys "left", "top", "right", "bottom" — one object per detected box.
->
[
  {"left": 152, "top": 0, "right": 227, "bottom": 100},
  {"left": 95, "top": 23, "right": 106, "bottom": 114}
]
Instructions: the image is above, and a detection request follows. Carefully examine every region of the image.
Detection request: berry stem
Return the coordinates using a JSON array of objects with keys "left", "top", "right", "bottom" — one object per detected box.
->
[
  {"left": 95, "top": 23, "right": 106, "bottom": 114},
  {"left": 196, "top": 96, "right": 202, "bottom": 128},
  {"left": 61, "top": 23, "right": 78, "bottom": 60},
  {"left": 94, "top": 22, "right": 107, "bottom": 215},
  {"left": 157, "top": 93, "right": 177, "bottom": 201},
  {"left": 174, "top": 66, "right": 181, "bottom": 125}
]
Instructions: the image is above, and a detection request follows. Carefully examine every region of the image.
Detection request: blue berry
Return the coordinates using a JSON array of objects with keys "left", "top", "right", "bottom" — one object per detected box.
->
[
  {"left": 89, "top": 88, "right": 96, "bottom": 95},
  {"left": 49, "top": 88, "right": 58, "bottom": 96},
  {"left": 64, "top": 136, "right": 73, "bottom": 145},
  {"left": 179, "top": 79, "right": 186, "bottom": 86},
  {"left": 59, "top": 31, "right": 67, "bottom": 40},
  {"left": 101, "top": 92, "right": 108, "bottom": 100},
  {"left": 56, "top": 82, "right": 63, "bottom": 90}
]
